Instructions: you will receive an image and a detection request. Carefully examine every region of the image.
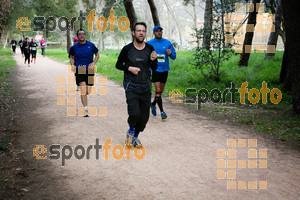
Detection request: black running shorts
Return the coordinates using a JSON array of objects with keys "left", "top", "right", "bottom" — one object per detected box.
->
[
  {"left": 31, "top": 50, "right": 37, "bottom": 58},
  {"left": 151, "top": 71, "right": 168, "bottom": 83},
  {"left": 75, "top": 74, "right": 95, "bottom": 86}
]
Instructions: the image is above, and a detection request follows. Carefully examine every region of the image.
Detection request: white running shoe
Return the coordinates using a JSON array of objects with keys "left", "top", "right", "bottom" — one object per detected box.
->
[{"left": 84, "top": 109, "right": 89, "bottom": 117}]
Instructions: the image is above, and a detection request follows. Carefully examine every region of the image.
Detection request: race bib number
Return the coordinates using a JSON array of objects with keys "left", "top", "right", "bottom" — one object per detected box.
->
[
  {"left": 157, "top": 54, "right": 165, "bottom": 63},
  {"left": 12, "top": 44, "right": 16, "bottom": 46},
  {"left": 32, "top": 47, "right": 36, "bottom": 51},
  {"left": 41, "top": 43, "right": 45, "bottom": 46}
]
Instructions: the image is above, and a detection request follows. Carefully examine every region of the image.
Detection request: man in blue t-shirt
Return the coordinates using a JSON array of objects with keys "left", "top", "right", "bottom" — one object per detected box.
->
[
  {"left": 69, "top": 29, "right": 99, "bottom": 117},
  {"left": 147, "top": 26, "right": 176, "bottom": 119}
]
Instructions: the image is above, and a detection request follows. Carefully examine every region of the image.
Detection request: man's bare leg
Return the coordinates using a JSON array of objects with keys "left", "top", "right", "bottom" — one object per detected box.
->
[{"left": 79, "top": 82, "right": 91, "bottom": 117}]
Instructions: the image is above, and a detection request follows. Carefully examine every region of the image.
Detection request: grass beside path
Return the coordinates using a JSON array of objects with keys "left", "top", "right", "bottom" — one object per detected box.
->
[
  {"left": 45, "top": 48, "right": 300, "bottom": 146},
  {"left": 0, "top": 48, "right": 16, "bottom": 151},
  {"left": 0, "top": 48, "right": 16, "bottom": 96}
]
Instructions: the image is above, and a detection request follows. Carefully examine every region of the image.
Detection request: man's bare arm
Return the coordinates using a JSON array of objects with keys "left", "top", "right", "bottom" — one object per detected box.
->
[
  {"left": 70, "top": 55, "right": 75, "bottom": 66},
  {"left": 93, "top": 52, "right": 99, "bottom": 65}
]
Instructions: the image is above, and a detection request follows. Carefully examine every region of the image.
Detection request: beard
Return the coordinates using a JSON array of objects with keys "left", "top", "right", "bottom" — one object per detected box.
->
[
  {"left": 155, "top": 35, "right": 162, "bottom": 39},
  {"left": 135, "top": 37, "right": 145, "bottom": 43}
]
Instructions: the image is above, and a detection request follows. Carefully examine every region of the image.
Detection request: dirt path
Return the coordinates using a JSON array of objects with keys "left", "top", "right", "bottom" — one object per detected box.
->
[{"left": 4, "top": 49, "right": 300, "bottom": 199}]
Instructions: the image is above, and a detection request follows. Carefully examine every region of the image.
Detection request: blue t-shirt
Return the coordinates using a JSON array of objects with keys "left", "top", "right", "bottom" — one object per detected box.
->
[
  {"left": 147, "top": 38, "right": 176, "bottom": 72},
  {"left": 69, "top": 41, "right": 98, "bottom": 71}
]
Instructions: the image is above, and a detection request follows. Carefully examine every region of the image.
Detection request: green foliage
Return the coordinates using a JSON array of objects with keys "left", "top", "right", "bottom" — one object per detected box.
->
[
  {"left": 192, "top": 0, "right": 236, "bottom": 82},
  {"left": 0, "top": 48, "right": 15, "bottom": 105},
  {"left": 0, "top": 48, "right": 16, "bottom": 77},
  {"left": 5, "top": 0, "right": 35, "bottom": 37},
  {"left": 46, "top": 48, "right": 70, "bottom": 63}
]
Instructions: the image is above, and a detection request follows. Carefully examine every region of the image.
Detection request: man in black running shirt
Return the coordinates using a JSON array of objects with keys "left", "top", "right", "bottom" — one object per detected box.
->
[{"left": 116, "top": 22, "right": 157, "bottom": 148}]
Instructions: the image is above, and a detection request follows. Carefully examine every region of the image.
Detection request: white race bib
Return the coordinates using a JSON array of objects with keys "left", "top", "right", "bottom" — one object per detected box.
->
[{"left": 157, "top": 54, "right": 165, "bottom": 63}]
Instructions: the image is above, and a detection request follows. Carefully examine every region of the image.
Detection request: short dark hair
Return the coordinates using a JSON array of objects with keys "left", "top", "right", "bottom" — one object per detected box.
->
[
  {"left": 77, "top": 29, "right": 86, "bottom": 37},
  {"left": 133, "top": 22, "right": 147, "bottom": 31}
]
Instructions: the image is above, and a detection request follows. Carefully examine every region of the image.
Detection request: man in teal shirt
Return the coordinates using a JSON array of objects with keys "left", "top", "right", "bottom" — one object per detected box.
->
[{"left": 147, "top": 26, "right": 176, "bottom": 119}]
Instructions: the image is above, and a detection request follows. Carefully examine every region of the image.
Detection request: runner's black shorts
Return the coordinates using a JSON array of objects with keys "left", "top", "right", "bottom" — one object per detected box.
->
[
  {"left": 151, "top": 71, "right": 168, "bottom": 83},
  {"left": 75, "top": 74, "right": 95, "bottom": 86},
  {"left": 31, "top": 50, "right": 37, "bottom": 58}
]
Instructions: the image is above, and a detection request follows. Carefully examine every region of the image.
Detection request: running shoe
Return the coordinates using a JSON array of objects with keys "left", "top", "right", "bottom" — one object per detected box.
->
[
  {"left": 134, "top": 138, "right": 143, "bottom": 149},
  {"left": 31, "top": 59, "right": 33, "bottom": 63},
  {"left": 84, "top": 110, "right": 89, "bottom": 117},
  {"left": 28, "top": 64, "right": 30, "bottom": 67},
  {"left": 34, "top": 61, "right": 36, "bottom": 64},
  {"left": 125, "top": 129, "right": 134, "bottom": 148},
  {"left": 150, "top": 103, "right": 157, "bottom": 116},
  {"left": 161, "top": 111, "right": 167, "bottom": 119}
]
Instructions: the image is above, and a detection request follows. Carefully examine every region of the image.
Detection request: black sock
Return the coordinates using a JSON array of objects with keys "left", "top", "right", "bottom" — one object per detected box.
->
[
  {"left": 152, "top": 97, "right": 157, "bottom": 106},
  {"left": 156, "top": 96, "right": 163, "bottom": 112}
]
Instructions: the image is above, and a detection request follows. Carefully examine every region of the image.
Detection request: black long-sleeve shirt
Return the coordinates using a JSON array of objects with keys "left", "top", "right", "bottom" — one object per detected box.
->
[
  {"left": 116, "top": 42, "right": 157, "bottom": 93},
  {"left": 22, "top": 41, "right": 30, "bottom": 53}
]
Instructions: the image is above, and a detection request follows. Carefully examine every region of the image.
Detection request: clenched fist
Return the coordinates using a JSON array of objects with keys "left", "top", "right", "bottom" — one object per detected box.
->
[
  {"left": 128, "top": 66, "right": 141, "bottom": 75},
  {"left": 166, "top": 49, "right": 171, "bottom": 56},
  {"left": 150, "top": 51, "right": 157, "bottom": 61}
]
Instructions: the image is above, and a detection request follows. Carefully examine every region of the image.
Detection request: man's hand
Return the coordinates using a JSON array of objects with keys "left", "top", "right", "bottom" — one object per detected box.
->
[
  {"left": 150, "top": 51, "right": 157, "bottom": 61},
  {"left": 166, "top": 49, "right": 172, "bottom": 56},
  {"left": 88, "top": 63, "right": 96, "bottom": 74},
  {"left": 128, "top": 66, "right": 141, "bottom": 75},
  {"left": 88, "top": 62, "right": 95, "bottom": 69},
  {"left": 71, "top": 65, "right": 76, "bottom": 73}
]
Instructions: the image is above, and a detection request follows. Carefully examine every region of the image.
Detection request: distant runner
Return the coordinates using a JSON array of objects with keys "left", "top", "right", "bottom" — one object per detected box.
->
[
  {"left": 40, "top": 38, "right": 46, "bottom": 57},
  {"left": 147, "top": 26, "right": 176, "bottom": 119},
  {"left": 19, "top": 38, "right": 24, "bottom": 57},
  {"left": 23, "top": 37, "right": 31, "bottom": 67},
  {"left": 11, "top": 38, "right": 17, "bottom": 55},
  {"left": 30, "top": 38, "right": 38, "bottom": 64}
]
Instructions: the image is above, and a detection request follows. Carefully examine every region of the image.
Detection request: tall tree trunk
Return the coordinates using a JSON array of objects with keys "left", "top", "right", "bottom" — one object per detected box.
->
[
  {"left": 123, "top": 0, "right": 137, "bottom": 32},
  {"left": 281, "top": 0, "right": 300, "bottom": 114},
  {"left": 66, "top": 28, "right": 71, "bottom": 53},
  {"left": 0, "top": 0, "right": 12, "bottom": 44},
  {"left": 3, "top": 31, "right": 9, "bottom": 48},
  {"left": 163, "top": 0, "right": 182, "bottom": 49},
  {"left": 192, "top": 0, "right": 200, "bottom": 48},
  {"left": 202, "top": 0, "right": 213, "bottom": 50},
  {"left": 101, "top": 31, "right": 105, "bottom": 50},
  {"left": 97, "top": 31, "right": 102, "bottom": 50},
  {"left": 280, "top": 43, "right": 291, "bottom": 90},
  {"left": 147, "top": 0, "right": 160, "bottom": 26},
  {"left": 265, "top": 0, "right": 283, "bottom": 59},
  {"left": 238, "top": 0, "right": 260, "bottom": 66},
  {"left": 278, "top": 27, "right": 286, "bottom": 45}
]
